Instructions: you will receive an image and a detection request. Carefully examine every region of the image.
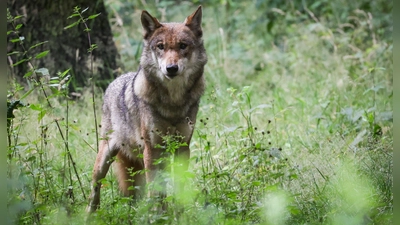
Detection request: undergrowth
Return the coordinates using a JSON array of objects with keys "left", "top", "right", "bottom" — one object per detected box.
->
[{"left": 7, "top": 1, "right": 392, "bottom": 224}]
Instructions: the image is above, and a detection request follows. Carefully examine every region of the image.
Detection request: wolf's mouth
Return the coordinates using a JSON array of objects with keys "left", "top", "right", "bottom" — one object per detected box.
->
[{"left": 165, "top": 73, "right": 178, "bottom": 79}]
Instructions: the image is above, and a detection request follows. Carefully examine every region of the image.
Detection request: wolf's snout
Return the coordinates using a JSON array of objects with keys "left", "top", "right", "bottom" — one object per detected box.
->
[{"left": 166, "top": 64, "right": 179, "bottom": 77}]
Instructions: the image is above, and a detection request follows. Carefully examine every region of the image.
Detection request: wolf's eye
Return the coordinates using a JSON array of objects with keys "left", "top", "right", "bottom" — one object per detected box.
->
[
  {"left": 179, "top": 43, "right": 188, "bottom": 50},
  {"left": 157, "top": 44, "right": 164, "bottom": 50}
]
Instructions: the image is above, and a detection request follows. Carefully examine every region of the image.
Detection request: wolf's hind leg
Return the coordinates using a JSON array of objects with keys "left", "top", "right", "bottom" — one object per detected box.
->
[
  {"left": 115, "top": 152, "right": 146, "bottom": 199},
  {"left": 86, "top": 140, "right": 118, "bottom": 213}
]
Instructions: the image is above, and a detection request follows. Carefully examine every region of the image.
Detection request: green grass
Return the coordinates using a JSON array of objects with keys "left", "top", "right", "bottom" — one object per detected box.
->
[{"left": 7, "top": 0, "right": 392, "bottom": 224}]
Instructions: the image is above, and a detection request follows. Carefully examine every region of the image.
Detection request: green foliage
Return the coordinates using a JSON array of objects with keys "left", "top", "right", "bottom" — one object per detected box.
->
[
  {"left": 7, "top": 6, "right": 98, "bottom": 225},
  {"left": 192, "top": 86, "right": 294, "bottom": 224},
  {"left": 7, "top": 0, "right": 392, "bottom": 224}
]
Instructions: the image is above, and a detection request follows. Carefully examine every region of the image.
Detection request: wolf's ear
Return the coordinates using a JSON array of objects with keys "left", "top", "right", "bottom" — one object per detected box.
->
[
  {"left": 141, "top": 11, "right": 162, "bottom": 39},
  {"left": 184, "top": 6, "right": 203, "bottom": 38}
]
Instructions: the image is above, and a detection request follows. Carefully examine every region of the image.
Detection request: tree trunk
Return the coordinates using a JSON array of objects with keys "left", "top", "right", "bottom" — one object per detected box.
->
[{"left": 7, "top": 0, "right": 121, "bottom": 92}]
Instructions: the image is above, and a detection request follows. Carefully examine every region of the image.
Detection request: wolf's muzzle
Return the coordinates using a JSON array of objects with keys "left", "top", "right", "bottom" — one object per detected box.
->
[{"left": 166, "top": 64, "right": 179, "bottom": 78}]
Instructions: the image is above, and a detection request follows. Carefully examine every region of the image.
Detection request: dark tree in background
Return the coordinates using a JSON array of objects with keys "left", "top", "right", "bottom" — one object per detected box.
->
[{"left": 7, "top": 0, "right": 121, "bottom": 92}]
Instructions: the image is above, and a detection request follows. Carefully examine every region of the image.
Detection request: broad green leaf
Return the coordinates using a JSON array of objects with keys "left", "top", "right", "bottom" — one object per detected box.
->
[
  {"left": 35, "top": 50, "right": 50, "bottom": 59},
  {"left": 29, "top": 41, "right": 48, "bottom": 50},
  {"left": 88, "top": 13, "right": 101, "bottom": 20},
  {"left": 10, "top": 38, "right": 21, "bottom": 43},
  {"left": 7, "top": 51, "right": 20, "bottom": 56},
  {"left": 12, "top": 58, "right": 26, "bottom": 67},
  {"left": 23, "top": 70, "right": 33, "bottom": 78},
  {"left": 67, "top": 13, "right": 80, "bottom": 19},
  {"left": 252, "top": 181, "right": 261, "bottom": 186},
  {"left": 64, "top": 21, "right": 80, "bottom": 30},
  {"left": 59, "top": 68, "right": 71, "bottom": 78},
  {"left": 27, "top": 156, "right": 36, "bottom": 162},
  {"left": 29, "top": 104, "right": 42, "bottom": 111},
  {"left": 38, "top": 109, "right": 47, "bottom": 122}
]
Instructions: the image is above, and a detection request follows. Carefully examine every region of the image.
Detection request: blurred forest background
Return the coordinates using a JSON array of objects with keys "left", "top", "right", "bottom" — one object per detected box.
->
[{"left": 7, "top": 0, "right": 392, "bottom": 224}]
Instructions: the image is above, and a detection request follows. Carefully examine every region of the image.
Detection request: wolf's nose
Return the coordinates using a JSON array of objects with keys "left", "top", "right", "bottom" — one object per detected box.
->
[{"left": 166, "top": 64, "right": 179, "bottom": 76}]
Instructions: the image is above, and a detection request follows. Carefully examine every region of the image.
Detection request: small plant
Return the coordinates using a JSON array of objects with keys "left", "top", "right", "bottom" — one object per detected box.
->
[
  {"left": 64, "top": 5, "right": 101, "bottom": 153},
  {"left": 192, "top": 86, "right": 296, "bottom": 224},
  {"left": 7, "top": 6, "right": 100, "bottom": 224}
]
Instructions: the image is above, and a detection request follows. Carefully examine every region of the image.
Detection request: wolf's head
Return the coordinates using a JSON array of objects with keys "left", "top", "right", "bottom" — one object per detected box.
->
[{"left": 139, "top": 6, "right": 207, "bottom": 85}]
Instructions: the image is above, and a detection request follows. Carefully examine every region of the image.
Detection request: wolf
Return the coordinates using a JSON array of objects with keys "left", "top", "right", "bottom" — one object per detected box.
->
[{"left": 86, "top": 6, "right": 207, "bottom": 213}]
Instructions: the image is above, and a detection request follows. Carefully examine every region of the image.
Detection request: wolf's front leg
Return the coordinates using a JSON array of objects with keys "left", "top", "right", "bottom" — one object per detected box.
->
[
  {"left": 173, "top": 145, "right": 190, "bottom": 194},
  {"left": 142, "top": 139, "right": 169, "bottom": 212},
  {"left": 173, "top": 120, "right": 194, "bottom": 191},
  {"left": 87, "top": 140, "right": 118, "bottom": 213},
  {"left": 143, "top": 142, "right": 164, "bottom": 192}
]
